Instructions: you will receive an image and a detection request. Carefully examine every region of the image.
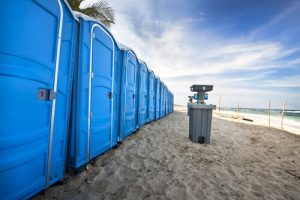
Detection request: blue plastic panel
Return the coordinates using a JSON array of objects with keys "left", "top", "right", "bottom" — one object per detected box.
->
[
  {"left": 166, "top": 90, "right": 169, "bottom": 114},
  {"left": 0, "top": 1, "right": 76, "bottom": 199},
  {"left": 160, "top": 83, "right": 166, "bottom": 117},
  {"left": 155, "top": 78, "right": 161, "bottom": 119},
  {"left": 49, "top": 2, "right": 77, "bottom": 186},
  {"left": 164, "top": 85, "right": 167, "bottom": 116},
  {"left": 111, "top": 47, "right": 121, "bottom": 147},
  {"left": 90, "top": 26, "right": 113, "bottom": 159},
  {"left": 161, "top": 82, "right": 163, "bottom": 117},
  {"left": 67, "top": 18, "right": 117, "bottom": 170},
  {"left": 119, "top": 50, "right": 138, "bottom": 141},
  {"left": 138, "top": 62, "right": 148, "bottom": 126},
  {"left": 153, "top": 77, "right": 157, "bottom": 119},
  {"left": 148, "top": 70, "right": 155, "bottom": 121}
]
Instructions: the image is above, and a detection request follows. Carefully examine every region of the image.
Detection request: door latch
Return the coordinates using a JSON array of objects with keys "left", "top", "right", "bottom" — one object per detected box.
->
[
  {"left": 132, "top": 94, "right": 135, "bottom": 99},
  {"left": 107, "top": 92, "right": 112, "bottom": 99},
  {"left": 37, "top": 88, "right": 56, "bottom": 101}
]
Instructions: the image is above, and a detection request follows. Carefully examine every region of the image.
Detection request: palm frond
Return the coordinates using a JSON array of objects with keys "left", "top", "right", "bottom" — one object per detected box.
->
[
  {"left": 94, "top": 1, "right": 115, "bottom": 24},
  {"left": 73, "top": 0, "right": 115, "bottom": 27},
  {"left": 67, "top": 0, "right": 83, "bottom": 12}
]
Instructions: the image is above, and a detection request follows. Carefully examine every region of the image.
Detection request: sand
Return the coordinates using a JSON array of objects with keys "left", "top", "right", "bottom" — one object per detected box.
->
[{"left": 34, "top": 105, "right": 300, "bottom": 200}]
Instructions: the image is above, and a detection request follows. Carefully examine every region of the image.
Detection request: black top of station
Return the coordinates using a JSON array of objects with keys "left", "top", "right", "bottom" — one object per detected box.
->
[{"left": 190, "top": 85, "right": 213, "bottom": 93}]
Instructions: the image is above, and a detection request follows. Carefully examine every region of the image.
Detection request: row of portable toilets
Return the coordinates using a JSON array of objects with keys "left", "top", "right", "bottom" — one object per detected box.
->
[{"left": 0, "top": 1, "right": 174, "bottom": 199}]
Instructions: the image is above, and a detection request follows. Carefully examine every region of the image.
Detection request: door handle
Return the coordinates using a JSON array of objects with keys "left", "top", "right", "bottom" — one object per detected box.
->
[
  {"left": 37, "top": 88, "right": 56, "bottom": 101},
  {"left": 107, "top": 92, "right": 112, "bottom": 99}
]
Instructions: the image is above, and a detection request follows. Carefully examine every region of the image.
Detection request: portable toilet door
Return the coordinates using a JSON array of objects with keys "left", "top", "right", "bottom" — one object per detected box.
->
[
  {"left": 148, "top": 70, "right": 155, "bottom": 122},
  {"left": 170, "top": 93, "right": 172, "bottom": 112},
  {"left": 167, "top": 91, "right": 169, "bottom": 114},
  {"left": 0, "top": 1, "right": 77, "bottom": 199},
  {"left": 173, "top": 93, "right": 174, "bottom": 112},
  {"left": 67, "top": 15, "right": 117, "bottom": 170},
  {"left": 137, "top": 61, "right": 148, "bottom": 127},
  {"left": 160, "top": 83, "right": 164, "bottom": 117},
  {"left": 164, "top": 85, "right": 167, "bottom": 116},
  {"left": 153, "top": 76, "right": 157, "bottom": 120},
  {"left": 155, "top": 78, "right": 161, "bottom": 119},
  {"left": 166, "top": 90, "right": 169, "bottom": 115},
  {"left": 171, "top": 93, "right": 174, "bottom": 112},
  {"left": 168, "top": 90, "right": 171, "bottom": 114},
  {"left": 119, "top": 49, "right": 139, "bottom": 141},
  {"left": 166, "top": 88, "right": 168, "bottom": 115},
  {"left": 169, "top": 92, "right": 171, "bottom": 112},
  {"left": 166, "top": 89, "right": 169, "bottom": 115},
  {"left": 164, "top": 85, "right": 168, "bottom": 116},
  {"left": 161, "top": 82, "right": 165, "bottom": 118}
]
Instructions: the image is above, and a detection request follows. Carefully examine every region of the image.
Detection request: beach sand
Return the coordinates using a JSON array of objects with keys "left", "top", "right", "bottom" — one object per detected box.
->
[{"left": 35, "top": 105, "right": 300, "bottom": 200}]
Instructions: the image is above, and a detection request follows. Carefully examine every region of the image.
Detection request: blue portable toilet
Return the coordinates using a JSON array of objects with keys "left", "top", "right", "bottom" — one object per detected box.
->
[
  {"left": 156, "top": 77, "right": 161, "bottom": 119},
  {"left": 166, "top": 88, "right": 169, "bottom": 115},
  {"left": 160, "top": 83, "right": 165, "bottom": 117},
  {"left": 168, "top": 91, "right": 170, "bottom": 114},
  {"left": 170, "top": 92, "right": 172, "bottom": 112},
  {"left": 147, "top": 69, "right": 156, "bottom": 122},
  {"left": 67, "top": 13, "right": 120, "bottom": 170},
  {"left": 137, "top": 60, "right": 148, "bottom": 127},
  {"left": 167, "top": 90, "right": 170, "bottom": 114},
  {"left": 164, "top": 85, "right": 167, "bottom": 116},
  {"left": 0, "top": 1, "right": 78, "bottom": 199},
  {"left": 166, "top": 89, "right": 169, "bottom": 115},
  {"left": 171, "top": 93, "right": 174, "bottom": 112},
  {"left": 165, "top": 87, "right": 168, "bottom": 115},
  {"left": 153, "top": 75, "right": 158, "bottom": 120},
  {"left": 118, "top": 45, "right": 139, "bottom": 141},
  {"left": 171, "top": 92, "right": 173, "bottom": 112},
  {"left": 173, "top": 93, "right": 174, "bottom": 112},
  {"left": 168, "top": 89, "right": 171, "bottom": 114},
  {"left": 163, "top": 83, "right": 166, "bottom": 117},
  {"left": 162, "top": 83, "right": 165, "bottom": 117},
  {"left": 170, "top": 93, "right": 172, "bottom": 112}
]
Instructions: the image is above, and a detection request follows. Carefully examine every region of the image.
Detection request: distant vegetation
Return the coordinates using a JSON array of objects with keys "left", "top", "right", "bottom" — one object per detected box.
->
[{"left": 67, "top": 0, "right": 115, "bottom": 27}]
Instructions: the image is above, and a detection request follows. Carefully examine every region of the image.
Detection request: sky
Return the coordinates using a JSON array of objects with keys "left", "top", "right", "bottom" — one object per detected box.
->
[{"left": 83, "top": 0, "right": 300, "bottom": 109}]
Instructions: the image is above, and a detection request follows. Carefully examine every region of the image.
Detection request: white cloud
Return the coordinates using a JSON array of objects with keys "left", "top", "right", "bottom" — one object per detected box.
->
[{"left": 264, "top": 75, "right": 300, "bottom": 88}]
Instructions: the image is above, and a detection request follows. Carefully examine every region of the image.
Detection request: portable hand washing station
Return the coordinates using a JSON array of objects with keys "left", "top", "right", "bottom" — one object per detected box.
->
[{"left": 188, "top": 85, "right": 216, "bottom": 144}]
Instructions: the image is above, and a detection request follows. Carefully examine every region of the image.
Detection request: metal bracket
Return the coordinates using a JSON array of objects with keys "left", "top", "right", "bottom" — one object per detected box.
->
[{"left": 50, "top": 91, "right": 57, "bottom": 100}]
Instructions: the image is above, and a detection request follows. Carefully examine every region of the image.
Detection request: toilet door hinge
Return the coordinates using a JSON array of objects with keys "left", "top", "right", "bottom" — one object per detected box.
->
[{"left": 90, "top": 112, "right": 93, "bottom": 118}]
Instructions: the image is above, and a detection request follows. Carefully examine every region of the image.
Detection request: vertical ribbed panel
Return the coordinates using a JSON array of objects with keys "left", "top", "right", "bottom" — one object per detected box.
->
[{"left": 188, "top": 108, "right": 213, "bottom": 144}]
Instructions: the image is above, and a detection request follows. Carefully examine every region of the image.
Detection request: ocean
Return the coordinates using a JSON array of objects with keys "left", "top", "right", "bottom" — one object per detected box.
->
[
  {"left": 216, "top": 107, "right": 300, "bottom": 134},
  {"left": 220, "top": 107, "right": 300, "bottom": 123}
]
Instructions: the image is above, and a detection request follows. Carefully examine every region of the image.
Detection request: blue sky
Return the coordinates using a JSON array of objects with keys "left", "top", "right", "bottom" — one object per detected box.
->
[{"left": 84, "top": 0, "right": 300, "bottom": 109}]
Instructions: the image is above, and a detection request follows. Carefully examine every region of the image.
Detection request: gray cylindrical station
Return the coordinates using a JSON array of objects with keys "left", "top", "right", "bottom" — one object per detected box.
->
[{"left": 187, "top": 85, "right": 216, "bottom": 144}]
